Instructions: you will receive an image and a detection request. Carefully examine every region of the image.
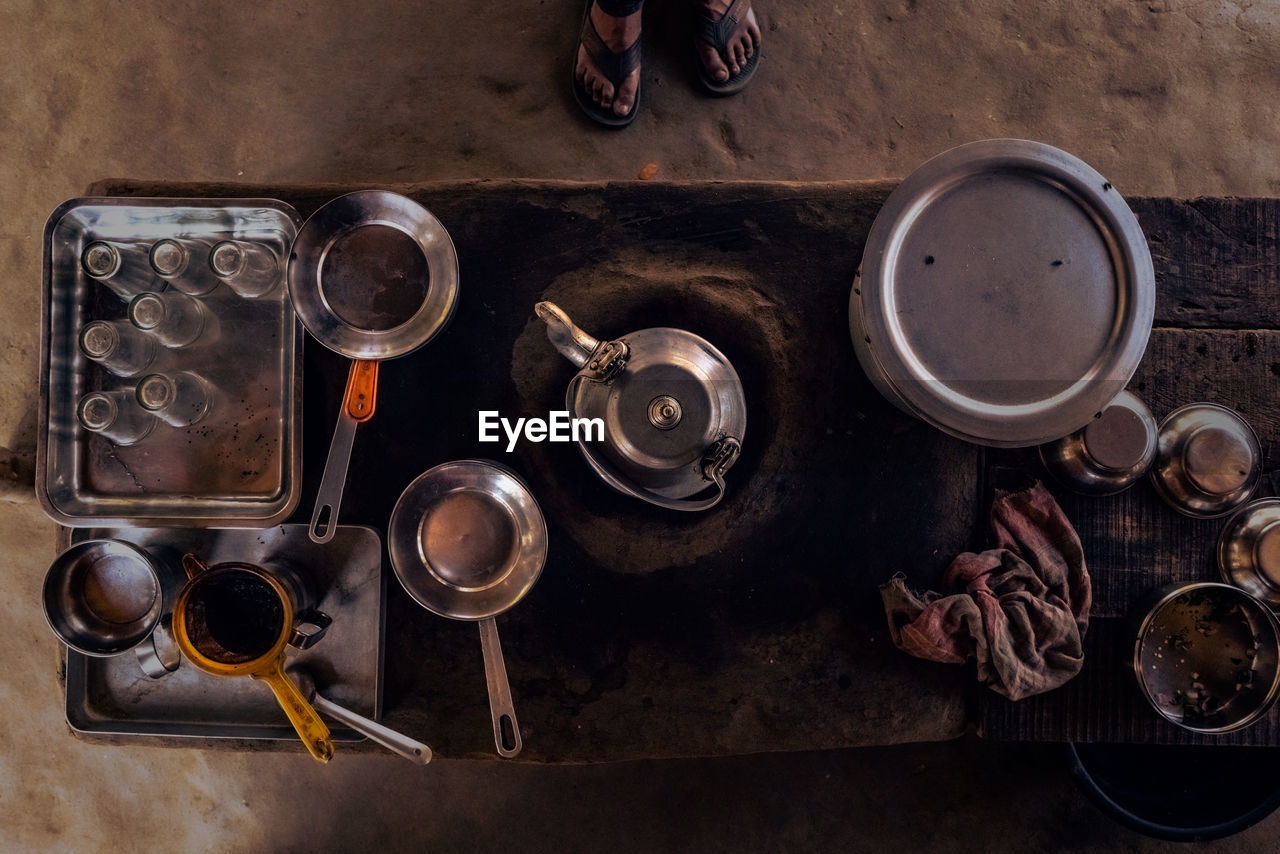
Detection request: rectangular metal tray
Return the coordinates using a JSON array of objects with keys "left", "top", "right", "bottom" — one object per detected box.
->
[
  {"left": 64, "top": 524, "right": 384, "bottom": 743},
  {"left": 38, "top": 198, "right": 303, "bottom": 527}
]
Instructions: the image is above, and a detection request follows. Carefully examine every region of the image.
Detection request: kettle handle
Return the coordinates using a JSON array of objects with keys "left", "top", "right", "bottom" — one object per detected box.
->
[{"left": 598, "top": 466, "right": 729, "bottom": 513}]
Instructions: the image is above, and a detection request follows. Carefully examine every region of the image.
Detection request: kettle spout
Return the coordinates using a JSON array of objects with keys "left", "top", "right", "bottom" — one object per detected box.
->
[{"left": 535, "top": 301, "right": 600, "bottom": 368}]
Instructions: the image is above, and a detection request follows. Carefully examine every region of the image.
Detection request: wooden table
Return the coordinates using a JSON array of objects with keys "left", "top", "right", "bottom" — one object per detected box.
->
[
  {"left": 982, "top": 200, "right": 1280, "bottom": 746},
  {"left": 73, "top": 180, "right": 1280, "bottom": 758}
]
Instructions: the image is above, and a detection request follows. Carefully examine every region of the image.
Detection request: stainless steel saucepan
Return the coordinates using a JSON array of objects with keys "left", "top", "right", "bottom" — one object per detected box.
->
[
  {"left": 388, "top": 460, "right": 548, "bottom": 758},
  {"left": 288, "top": 190, "right": 459, "bottom": 543}
]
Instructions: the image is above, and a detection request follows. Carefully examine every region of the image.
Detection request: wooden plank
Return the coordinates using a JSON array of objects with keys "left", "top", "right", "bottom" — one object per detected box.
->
[
  {"left": 1133, "top": 197, "right": 1280, "bottom": 329},
  {"left": 1050, "top": 328, "right": 1280, "bottom": 620}
]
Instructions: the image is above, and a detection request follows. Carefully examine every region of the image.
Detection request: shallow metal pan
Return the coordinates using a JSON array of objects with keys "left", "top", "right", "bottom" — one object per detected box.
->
[
  {"left": 286, "top": 190, "right": 459, "bottom": 543},
  {"left": 388, "top": 460, "right": 547, "bottom": 758}
]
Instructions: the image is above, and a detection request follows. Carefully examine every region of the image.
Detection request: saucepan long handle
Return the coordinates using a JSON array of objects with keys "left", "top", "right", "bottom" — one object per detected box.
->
[
  {"left": 478, "top": 617, "right": 522, "bottom": 759},
  {"left": 309, "top": 409, "right": 359, "bottom": 543},
  {"left": 309, "top": 692, "right": 432, "bottom": 765}
]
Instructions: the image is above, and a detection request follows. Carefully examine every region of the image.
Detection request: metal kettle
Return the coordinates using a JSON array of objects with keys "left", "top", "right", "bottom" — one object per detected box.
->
[{"left": 536, "top": 301, "right": 745, "bottom": 512}]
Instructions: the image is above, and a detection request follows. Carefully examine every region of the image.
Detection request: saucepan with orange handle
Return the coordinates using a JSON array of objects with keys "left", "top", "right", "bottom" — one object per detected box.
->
[{"left": 287, "top": 190, "right": 460, "bottom": 543}]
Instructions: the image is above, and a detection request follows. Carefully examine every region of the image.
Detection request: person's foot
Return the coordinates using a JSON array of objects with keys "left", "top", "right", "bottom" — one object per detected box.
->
[
  {"left": 695, "top": 0, "right": 761, "bottom": 86},
  {"left": 575, "top": 3, "right": 642, "bottom": 119}
]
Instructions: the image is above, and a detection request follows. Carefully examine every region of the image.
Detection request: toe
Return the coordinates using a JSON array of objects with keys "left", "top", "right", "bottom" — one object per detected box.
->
[
  {"left": 746, "top": 9, "right": 762, "bottom": 46},
  {"left": 698, "top": 42, "right": 730, "bottom": 82},
  {"left": 613, "top": 69, "right": 639, "bottom": 117}
]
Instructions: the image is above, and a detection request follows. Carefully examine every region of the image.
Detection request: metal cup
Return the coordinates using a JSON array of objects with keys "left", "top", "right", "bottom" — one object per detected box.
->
[
  {"left": 1218, "top": 498, "right": 1280, "bottom": 607},
  {"left": 1150, "top": 403, "right": 1261, "bottom": 518},
  {"left": 1039, "top": 391, "right": 1158, "bottom": 495},
  {"left": 43, "top": 540, "right": 184, "bottom": 678}
]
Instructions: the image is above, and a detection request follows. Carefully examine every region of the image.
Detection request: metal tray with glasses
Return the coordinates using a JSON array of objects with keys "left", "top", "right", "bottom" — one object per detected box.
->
[
  {"left": 38, "top": 198, "right": 304, "bottom": 527},
  {"left": 61, "top": 524, "right": 385, "bottom": 743}
]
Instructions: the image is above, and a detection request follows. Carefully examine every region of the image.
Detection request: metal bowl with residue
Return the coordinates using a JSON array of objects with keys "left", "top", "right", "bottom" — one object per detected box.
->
[{"left": 1133, "top": 582, "right": 1280, "bottom": 734}]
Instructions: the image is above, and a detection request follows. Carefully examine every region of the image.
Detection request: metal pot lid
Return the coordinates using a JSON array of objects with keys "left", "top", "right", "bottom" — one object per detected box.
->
[
  {"left": 568, "top": 326, "right": 746, "bottom": 498},
  {"left": 851, "top": 139, "right": 1155, "bottom": 447}
]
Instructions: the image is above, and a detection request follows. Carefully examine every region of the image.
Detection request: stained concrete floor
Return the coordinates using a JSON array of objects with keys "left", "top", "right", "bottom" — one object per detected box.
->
[{"left": 5, "top": 0, "right": 1280, "bottom": 851}]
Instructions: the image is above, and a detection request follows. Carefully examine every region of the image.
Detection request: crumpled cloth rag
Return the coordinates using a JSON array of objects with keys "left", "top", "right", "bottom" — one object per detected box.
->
[{"left": 879, "top": 482, "right": 1091, "bottom": 701}]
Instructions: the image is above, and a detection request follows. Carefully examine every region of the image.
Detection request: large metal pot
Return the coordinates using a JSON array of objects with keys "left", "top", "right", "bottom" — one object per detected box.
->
[
  {"left": 536, "top": 301, "right": 745, "bottom": 512},
  {"left": 850, "top": 139, "right": 1155, "bottom": 447}
]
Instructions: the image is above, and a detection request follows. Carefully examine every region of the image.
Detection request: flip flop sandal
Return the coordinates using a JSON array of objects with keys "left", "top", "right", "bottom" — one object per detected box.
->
[
  {"left": 572, "top": 0, "right": 642, "bottom": 128},
  {"left": 695, "top": 0, "right": 760, "bottom": 96}
]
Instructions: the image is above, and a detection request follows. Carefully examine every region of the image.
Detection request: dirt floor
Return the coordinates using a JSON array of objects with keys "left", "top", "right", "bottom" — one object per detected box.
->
[{"left": 5, "top": 0, "right": 1280, "bottom": 851}]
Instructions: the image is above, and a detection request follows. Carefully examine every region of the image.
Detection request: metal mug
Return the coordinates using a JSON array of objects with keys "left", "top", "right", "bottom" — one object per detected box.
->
[
  {"left": 172, "top": 554, "right": 334, "bottom": 762},
  {"left": 43, "top": 539, "right": 183, "bottom": 678}
]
